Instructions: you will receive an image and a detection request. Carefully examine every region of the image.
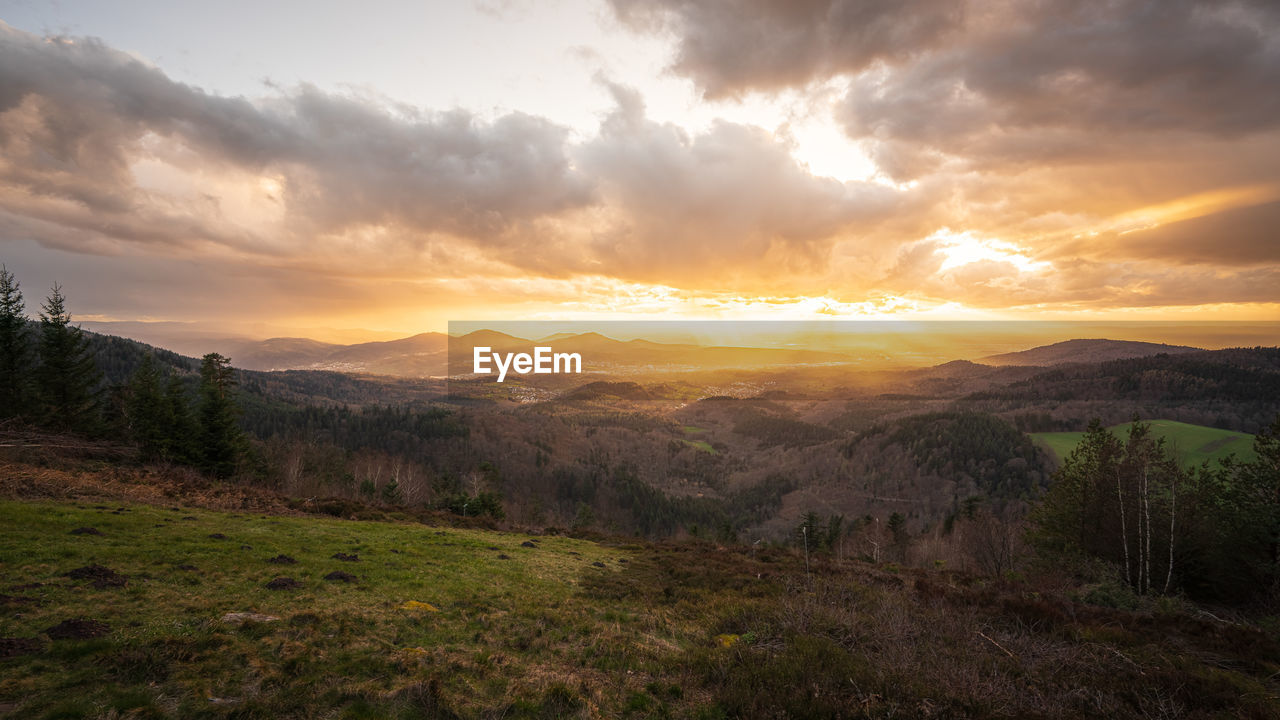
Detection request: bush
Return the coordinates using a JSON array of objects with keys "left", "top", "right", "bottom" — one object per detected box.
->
[{"left": 437, "top": 491, "right": 505, "bottom": 520}]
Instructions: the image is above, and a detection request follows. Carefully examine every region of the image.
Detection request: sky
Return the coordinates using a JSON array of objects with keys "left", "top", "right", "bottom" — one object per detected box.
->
[{"left": 0, "top": 0, "right": 1278, "bottom": 340}]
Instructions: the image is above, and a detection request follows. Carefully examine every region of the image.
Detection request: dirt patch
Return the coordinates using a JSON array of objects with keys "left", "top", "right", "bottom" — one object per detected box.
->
[
  {"left": 331, "top": 552, "right": 359, "bottom": 562},
  {"left": 267, "top": 554, "right": 297, "bottom": 565},
  {"left": 324, "top": 571, "right": 357, "bottom": 583},
  {"left": 265, "top": 576, "right": 302, "bottom": 590},
  {"left": 221, "top": 612, "right": 280, "bottom": 626},
  {"left": 521, "top": 541, "right": 537, "bottom": 549},
  {"left": 497, "top": 554, "right": 511, "bottom": 560},
  {"left": 175, "top": 564, "right": 199, "bottom": 572},
  {"left": 64, "top": 564, "right": 127, "bottom": 589},
  {"left": 0, "top": 459, "right": 308, "bottom": 517},
  {"left": 69, "top": 526, "right": 102, "bottom": 536},
  {"left": 0, "top": 594, "right": 40, "bottom": 607},
  {"left": 45, "top": 618, "right": 111, "bottom": 640},
  {"left": 0, "top": 637, "right": 44, "bottom": 657},
  {"left": 208, "top": 533, "right": 227, "bottom": 539},
  {"left": 1198, "top": 436, "right": 1241, "bottom": 454}
]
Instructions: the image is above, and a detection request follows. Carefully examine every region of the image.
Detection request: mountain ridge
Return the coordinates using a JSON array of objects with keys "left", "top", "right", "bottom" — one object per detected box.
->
[{"left": 979, "top": 338, "right": 1202, "bottom": 366}]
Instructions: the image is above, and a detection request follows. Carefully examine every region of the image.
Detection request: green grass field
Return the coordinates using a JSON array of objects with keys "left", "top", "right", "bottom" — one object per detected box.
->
[
  {"left": 679, "top": 425, "right": 717, "bottom": 453},
  {"left": 0, "top": 499, "right": 626, "bottom": 718},
  {"left": 680, "top": 439, "right": 718, "bottom": 454},
  {"left": 1032, "top": 420, "right": 1258, "bottom": 468},
  {"left": 2, "top": 491, "right": 1277, "bottom": 718}
]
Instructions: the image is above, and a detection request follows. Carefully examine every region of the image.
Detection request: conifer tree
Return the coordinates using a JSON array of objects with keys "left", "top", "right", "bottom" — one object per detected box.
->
[
  {"left": 1029, "top": 419, "right": 1122, "bottom": 559},
  {"left": 887, "top": 512, "right": 909, "bottom": 561},
  {"left": 35, "top": 285, "right": 102, "bottom": 433},
  {"left": 164, "top": 373, "right": 198, "bottom": 465},
  {"left": 197, "top": 352, "right": 244, "bottom": 477},
  {"left": 0, "top": 265, "right": 31, "bottom": 417},
  {"left": 126, "top": 353, "right": 170, "bottom": 460}
]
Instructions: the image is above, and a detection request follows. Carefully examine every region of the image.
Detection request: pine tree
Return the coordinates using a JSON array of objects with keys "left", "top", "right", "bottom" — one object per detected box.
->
[
  {"left": 0, "top": 265, "right": 31, "bottom": 417},
  {"left": 823, "top": 514, "right": 844, "bottom": 552},
  {"left": 197, "top": 352, "right": 244, "bottom": 477},
  {"left": 126, "top": 353, "right": 170, "bottom": 460},
  {"left": 1028, "top": 419, "right": 1122, "bottom": 560},
  {"left": 887, "top": 512, "right": 908, "bottom": 553},
  {"left": 164, "top": 374, "right": 198, "bottom": 465},
  {"left": 35, "top": 285, "right": 102, "bottom": 433},
  {"left": 1194, "top": 416, "right": 1280, "bottom": 603},
  {"left": 795, "top": 511, "right": 821, "bottom": 550}
]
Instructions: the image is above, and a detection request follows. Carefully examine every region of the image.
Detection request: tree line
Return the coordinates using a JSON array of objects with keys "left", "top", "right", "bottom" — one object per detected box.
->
[
  {"left": 0, "top": 266, "right": 246, "bottom": 477},
  {"left": 1030, "top": 416, "right": 1279, "bottom": 605},
  {"left": 0, "top": 266, "right": 506, "bottom": 518}
]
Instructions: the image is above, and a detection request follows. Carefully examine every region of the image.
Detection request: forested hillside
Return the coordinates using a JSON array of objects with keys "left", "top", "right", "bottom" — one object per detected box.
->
[{"left": 959, "top": 348, "right": 1280, "bottom": 432}]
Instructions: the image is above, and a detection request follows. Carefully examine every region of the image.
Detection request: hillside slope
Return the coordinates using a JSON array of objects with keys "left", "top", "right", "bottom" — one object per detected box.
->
[
  {"left": 980, "top": 338, "right": 1202, "bottom": 366},
  {"left": 0, "top": 484, "right": 1276, "bottom": 719}
]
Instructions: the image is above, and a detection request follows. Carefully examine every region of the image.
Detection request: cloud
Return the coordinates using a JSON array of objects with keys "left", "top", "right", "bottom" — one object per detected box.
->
[
  {"left": 2, "top": 15, "right": 1278, "bottom": 325},
  {"left": 607, "top": 0, "right": 963, "bottom": 98},
  {"left": 837, "top": 0, "right": 1280, "bottom": 178},
  {"left": 0, "top": 23, "right": 594, "bottom": 261},
  {"left": 575, "top": 82, "right": 906, "bottom": 286},
  {"left": 611, "top": 1, "right": 1280, "bottom": 141},
  {"left": 877, "top": 235, "right": 1280, "bottom": 310},
  {"left": 1079, "top": 201, "right": 1280, "bottom": 267},
  {"left": 604, "top": 0, "right": 1280, "bottom": 314}
]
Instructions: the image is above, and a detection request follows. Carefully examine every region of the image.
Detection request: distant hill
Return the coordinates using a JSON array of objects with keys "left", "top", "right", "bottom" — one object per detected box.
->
[
  {"left": 226, "top": 337, "right": 339, "bottom": 369},
  {"left": 210, "top": 333, "right": 450, "bottom": 376},
  {"left": 980, "top": 339, "right": 1202, "bottom": 366},
  {"left": 917, "top": 359, "right": 993, "bottom": 378},
  {"left": 318, "top": 333, "right": 449, "bottom": 376},
  {"left": 564, "top": 381, "right": 654, "bottom": 401},
  {"left": 70, "top": 326, "right": 445, "bottom": 408},
  {"left": 959, "top": 347, "right": 1280, "bottom": 433}
]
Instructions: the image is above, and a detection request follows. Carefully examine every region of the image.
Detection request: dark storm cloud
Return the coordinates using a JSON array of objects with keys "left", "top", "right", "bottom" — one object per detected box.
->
[
  {"left": 842, "top": 0, "right": 1280, "bottom": 176},
  {"left": 610, "top": 1, "right": 1280, "bottom": 168},
  {"left": 0, "top": 24, "right": 593, "bottom": 251},
  {"left": 608, "top": 0, "right": 963, "bottom": 98}
]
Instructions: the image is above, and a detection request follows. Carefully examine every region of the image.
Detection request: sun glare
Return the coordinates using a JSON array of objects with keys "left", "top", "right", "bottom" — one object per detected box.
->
[
  {"left": 787, "top": 117, "right": 877, "bottom": 183},
  {"left": 931, "top": 229, "right": 1051, "bottom": 274}
]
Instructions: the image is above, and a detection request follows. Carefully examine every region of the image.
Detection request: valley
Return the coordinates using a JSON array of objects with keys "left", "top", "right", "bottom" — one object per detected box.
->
[{"left": 3, "top": 323, "right": 1278, "bottom": 718}]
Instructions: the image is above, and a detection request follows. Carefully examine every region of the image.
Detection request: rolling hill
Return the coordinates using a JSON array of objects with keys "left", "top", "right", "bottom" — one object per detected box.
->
[
  {"left": 980, "top": 338, "right": 1202, "bottom": 366},
  {"left": 203, "top": 333, "right": 450, "bottom": 376}
]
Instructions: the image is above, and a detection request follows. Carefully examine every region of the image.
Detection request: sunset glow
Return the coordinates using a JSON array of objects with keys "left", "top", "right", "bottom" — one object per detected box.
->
[{"left": 0, "top": 1, "right": 1276, "bottom": 340}]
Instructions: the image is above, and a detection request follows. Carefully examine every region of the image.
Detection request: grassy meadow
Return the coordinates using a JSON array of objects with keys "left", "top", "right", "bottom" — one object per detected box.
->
[
  {"left": 1032, "top": 420, "right": 1258, "bottom": 468},
  {"left": 0, "top": 497, "right": 633, "bottom": 718},
  {"left": 2, "top": 479, "right": 1278, "bottom": 718}
]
